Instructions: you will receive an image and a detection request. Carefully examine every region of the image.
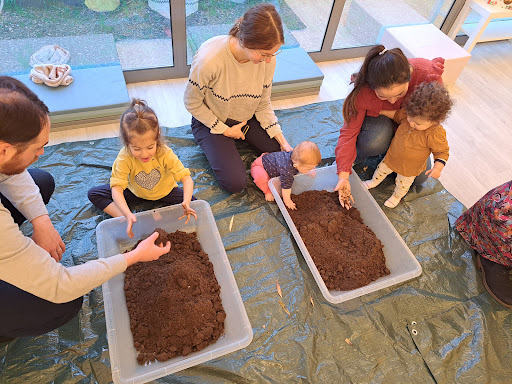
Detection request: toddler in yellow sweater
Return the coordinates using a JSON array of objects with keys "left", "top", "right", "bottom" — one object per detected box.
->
[{"left": 88, "top": 99, "right": 196, "bottom": 237}]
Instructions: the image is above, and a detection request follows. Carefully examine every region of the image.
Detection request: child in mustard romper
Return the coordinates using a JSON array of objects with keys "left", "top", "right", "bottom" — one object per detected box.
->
[{"left": 364, "top": 82, "right": 452, "bottom": 208}]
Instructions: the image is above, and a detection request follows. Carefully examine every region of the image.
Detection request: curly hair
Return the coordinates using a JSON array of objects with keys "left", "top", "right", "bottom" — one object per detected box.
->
[{"left": 404, "top": 82, "right": 453, "bottom": 123}]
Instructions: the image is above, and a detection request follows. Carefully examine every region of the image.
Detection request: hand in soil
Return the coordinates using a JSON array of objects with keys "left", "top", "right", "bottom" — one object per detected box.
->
[
  {"left": 124, "top": 232, "right": 171, "bottom": 266},
  {"left": 334, "top": 178, "right": 354, "bottom": 210},
  {"left": 179, "top": 202, "right": 198, "bottom": 224},
  {"left": 284, "top": 198, "right": 297, "bottom": 210},
  {"left": 125, "top": 212, "right": 138, "bottom": 238}
]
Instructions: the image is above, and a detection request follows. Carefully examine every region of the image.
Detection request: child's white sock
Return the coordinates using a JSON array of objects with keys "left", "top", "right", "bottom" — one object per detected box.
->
[
  {"left": 364, "top": 179, "right": 380, "bottom": 189},
  {"left": 384, "top": 194, "right": 401, "bottom": 208},
  {"left": 364, "top": 161, "right": 390, "bottom": 189}
]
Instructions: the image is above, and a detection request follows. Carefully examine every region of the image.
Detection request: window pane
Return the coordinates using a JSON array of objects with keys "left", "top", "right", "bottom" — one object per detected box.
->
[
  {"left": 332, "top": 0, "right": 457, "bottom": 50},
  {"left": 0, "top": 1, "right": 173, "bottom": 73},
  {"left": 186, "top": 0, "right": 334, "bottom": 65}
]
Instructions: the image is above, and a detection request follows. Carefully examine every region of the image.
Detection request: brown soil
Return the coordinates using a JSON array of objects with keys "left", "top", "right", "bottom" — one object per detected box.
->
[
  {"left": 124, "top": 228, "right": 225, "bottom": 365},
  {"left": 288, "top": 190, "right": 390, "bottom": 291}
]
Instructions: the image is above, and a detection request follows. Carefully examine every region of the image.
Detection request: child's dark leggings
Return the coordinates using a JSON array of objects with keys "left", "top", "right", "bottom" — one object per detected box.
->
[
  {"left": 191, "top": 116, "right": 281, "bottom": 194},
  {"left": 88, "top": 184, "right": 195, "bottom": 211},
  {"left": 0, "top": 169, "right": 83, "bottom": 341}
]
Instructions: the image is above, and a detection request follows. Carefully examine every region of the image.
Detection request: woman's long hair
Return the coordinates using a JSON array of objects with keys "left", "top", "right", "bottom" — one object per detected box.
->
[
  {"left": 228, "top": 3, "right": 284, "bottom": 50},
  {"left": 342, "top": 45, "right": 410, "bottom": 123}
]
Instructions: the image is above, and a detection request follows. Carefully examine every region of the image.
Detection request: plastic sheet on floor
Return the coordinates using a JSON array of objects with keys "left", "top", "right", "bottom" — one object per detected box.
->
[{"left": 1, "top": 100, "right": 510, "bottom": 383}]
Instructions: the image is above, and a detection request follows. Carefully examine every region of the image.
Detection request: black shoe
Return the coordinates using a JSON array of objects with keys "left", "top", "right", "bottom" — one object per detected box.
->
[{"left": 477, "top": 255, "right": 512, "bottom": 309}]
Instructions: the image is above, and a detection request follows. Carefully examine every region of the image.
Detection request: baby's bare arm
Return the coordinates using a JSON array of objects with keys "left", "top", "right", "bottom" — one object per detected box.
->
[{"left": 282, "top": 188, "right": 296, "bottom": 210}]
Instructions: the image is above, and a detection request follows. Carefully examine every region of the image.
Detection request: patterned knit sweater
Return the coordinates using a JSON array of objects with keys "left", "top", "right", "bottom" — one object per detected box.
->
[{"left": 184, "top": 35, "right": 282, "bottom": 138}]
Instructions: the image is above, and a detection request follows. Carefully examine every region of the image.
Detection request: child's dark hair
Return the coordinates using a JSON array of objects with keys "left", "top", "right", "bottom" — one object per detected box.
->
[
  {"left": 228, "top": 4, "right": 284, "bottom": 50},
  {"left": 404, "top": 82, "right": 453, "bottom": 123},
  {"left": 120, "top": 99, "right": 164, "bottom": 148},
  {"left": 292, "top": 141, "right": 321, "bottom": 165},
  {"left": 343, "top": 45, "right": 410, "bottom": 123}
]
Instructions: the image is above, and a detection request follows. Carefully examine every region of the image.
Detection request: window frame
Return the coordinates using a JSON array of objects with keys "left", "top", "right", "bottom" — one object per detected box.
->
[{"left": 124, "top": 0, "right": 469, "bottom": 83}]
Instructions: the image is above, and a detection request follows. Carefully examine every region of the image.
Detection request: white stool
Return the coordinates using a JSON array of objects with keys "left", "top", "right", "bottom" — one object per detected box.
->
[
  {"left": 447, "top": 0, "right": 512, "bottom": 53},
  {"left": 379, "top": 24, "right": 471, "bottom": 84}
]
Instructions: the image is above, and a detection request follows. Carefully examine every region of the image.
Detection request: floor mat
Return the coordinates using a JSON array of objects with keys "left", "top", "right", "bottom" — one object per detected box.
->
[{"left": 1, "top": 100, "right": 511, "bottom": 383}]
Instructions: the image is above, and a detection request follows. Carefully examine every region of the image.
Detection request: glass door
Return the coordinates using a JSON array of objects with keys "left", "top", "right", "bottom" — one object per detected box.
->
[
  {"left": 332, "top": 0, "right": 458, "bottom": 50},
  {"left": 0, "top": 0, "right": 469, "bottom": 80},
  {"left": 185, "top": 0, "right": 335, "bottom": 65}
]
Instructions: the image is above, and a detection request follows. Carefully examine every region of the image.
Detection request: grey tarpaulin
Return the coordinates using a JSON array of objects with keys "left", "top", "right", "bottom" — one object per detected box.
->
[{"left": 1, "top": 100, "right": 510, "bottom": 383}]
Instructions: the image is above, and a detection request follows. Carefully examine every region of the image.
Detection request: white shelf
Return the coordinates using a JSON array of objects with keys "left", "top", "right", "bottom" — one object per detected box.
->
[{"left": 461, "top": 19, "right": 512, "bottom": 42}]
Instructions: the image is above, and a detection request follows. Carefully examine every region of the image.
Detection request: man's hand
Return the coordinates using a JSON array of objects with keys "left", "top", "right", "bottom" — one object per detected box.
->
[
  {"left": 334, "top": 176, "right": 354, "bottom": 210},
  {"left": 126, "top": 212, "right": 137, "bottom": 239},
  {"left": 31, "top": 215, "right": 66, "bottom": 262},
  {"left": 123, "top": 232, "right": 171, "bottom": 266},
  {"left": 223, "top": 121, "right": 247, "bottom": 140}
]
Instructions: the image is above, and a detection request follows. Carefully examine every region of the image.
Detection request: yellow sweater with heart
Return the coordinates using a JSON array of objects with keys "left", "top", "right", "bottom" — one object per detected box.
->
[{"left": 110, "top": 145, "right": 191, "bottom": 200}]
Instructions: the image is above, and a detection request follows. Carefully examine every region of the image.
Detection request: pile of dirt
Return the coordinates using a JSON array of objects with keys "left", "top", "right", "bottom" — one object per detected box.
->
[
  {"left": 288, "top": 190, "right": 390, "bottom": 291},
  {"left": 124, "top": 228, "right": 225, "bottom": 365}
]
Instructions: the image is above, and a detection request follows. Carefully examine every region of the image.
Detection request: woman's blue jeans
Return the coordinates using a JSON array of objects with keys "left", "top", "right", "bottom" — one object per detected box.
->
[{"left": 355, "top": 115, "right": 430, "bottom": 185}]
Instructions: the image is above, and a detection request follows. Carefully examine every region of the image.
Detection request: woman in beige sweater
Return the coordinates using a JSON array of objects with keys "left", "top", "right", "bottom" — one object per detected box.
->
[{"left": 184, "top": 4, "right": 292, "bottom": 194}]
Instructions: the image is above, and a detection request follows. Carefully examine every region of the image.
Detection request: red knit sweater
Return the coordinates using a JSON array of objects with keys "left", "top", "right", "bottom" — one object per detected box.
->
[{"left": 335, "top": 57, "right": 445, "bottom": 174}]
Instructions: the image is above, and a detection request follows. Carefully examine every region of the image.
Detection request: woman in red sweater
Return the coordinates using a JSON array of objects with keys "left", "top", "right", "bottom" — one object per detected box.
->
[{"left": 335, "top": 45, "right": 444, "bottom": 208}]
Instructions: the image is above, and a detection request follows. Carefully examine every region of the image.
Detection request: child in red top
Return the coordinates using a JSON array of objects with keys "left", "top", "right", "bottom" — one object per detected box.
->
[
  {"left": 334, "top": 44, "right": 444, "bottom": 209},
  {"left": 363, "top": 82, "right": 452, "bottom": 208}
]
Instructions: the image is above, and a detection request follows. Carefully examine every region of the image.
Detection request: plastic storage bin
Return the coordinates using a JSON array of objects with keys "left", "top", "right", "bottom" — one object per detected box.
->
[
  {"left": 96, "top": 200, "right": 253, "bottom": 384},
  {"left": 268, "top": 165, "right": 422, "bottom": 304}
]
